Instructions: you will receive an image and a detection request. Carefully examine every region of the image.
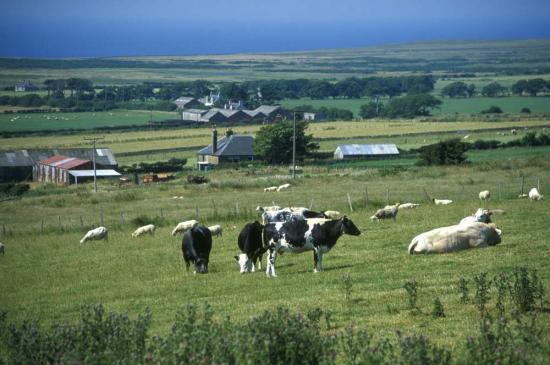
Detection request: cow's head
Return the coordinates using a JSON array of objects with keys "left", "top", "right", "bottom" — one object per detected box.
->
[
  {"left": 234, "top": 253, "right": 254, "bottom": 273},
  {"left": 474, "top": 208, "right": 492, "bottom": 224},
  {"left": 194, "top": 258, "right": 209, "bottom": 274},
  {"left": 342, "top": 216, "right": 361, "bottom": 236}
]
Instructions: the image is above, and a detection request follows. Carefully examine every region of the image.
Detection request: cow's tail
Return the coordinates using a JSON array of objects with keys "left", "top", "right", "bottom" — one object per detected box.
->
[{"left": 408, "top": 238, "right": 418, "bottom": 255}]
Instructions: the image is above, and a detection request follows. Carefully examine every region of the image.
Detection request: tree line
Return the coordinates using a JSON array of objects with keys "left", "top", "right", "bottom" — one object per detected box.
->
[{"left": 441, "top": 78, "right": 550, "bottom": 98}]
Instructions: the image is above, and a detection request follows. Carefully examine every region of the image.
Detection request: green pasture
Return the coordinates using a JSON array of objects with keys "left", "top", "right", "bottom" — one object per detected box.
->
[
  {"left": 1, "top": 155, "right": 549, "bottom": 355},
  {"left": 0, "top": 109, "right": 177, "bottom": 132}
]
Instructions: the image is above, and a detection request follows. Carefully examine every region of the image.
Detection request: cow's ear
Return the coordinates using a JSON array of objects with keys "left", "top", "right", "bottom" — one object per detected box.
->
[
  {"left": 234, "top": 256, "right": 239, "bottom": 262},
  {"left": 488, "top": 211, "right": 493, "bottom": 216}
]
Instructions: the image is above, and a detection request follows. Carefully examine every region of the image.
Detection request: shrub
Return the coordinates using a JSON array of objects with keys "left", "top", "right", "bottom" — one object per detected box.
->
[
  {"left": 458, "top": 278, "right": 470, "bottom": 303},
  {"left": 474, "top": 272, "right": 491, "bottom": 316},
  {"left": 417, "top": 139, "right": 468, "bottom": 166},
  {"left": 509, "top": 267, "right": 543, "bottom": 313},
  {"left": 432, "top": 298, "right": 445, "bottom": 318},
  {"left": 520, "top": 107, "right": 531, "bottom": 114},
  {"left": 131, "top": 215, "right": 168, "bottom": 228},
  {"left": 0, "top": 183, "right": 30, "bottom": 197},
  {"left": 404, "top": 279, "right": 418, "bottom": 310},
  {"left": 480, "top": 106, "right": 503, "bottom": 114}
]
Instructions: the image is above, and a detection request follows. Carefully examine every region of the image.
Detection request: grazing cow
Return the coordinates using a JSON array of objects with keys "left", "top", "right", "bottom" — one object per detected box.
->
[
  {"left": 408, "top": 222, "right": 501, "bottom": 254},
  {"left": 370, "top": 203, "right": 400, "bottom": 222},
  {"left": 528, "top": 188, "right": 543, "bottom": 201},
  {"left": 263, "top": 216, "right": 361, "bottom": 277},
  {"left": 208, "top": 224, "right": 223, "bottom": 237},
  {"left": 276, "top": 183, "right": 291, "bottom": 192},
  {"left": 131, "top": 224, "right": 155, "bottom": 238},
  {"left": 479, "top": 190, "right": 491, "bottom": 201},
  {"left": 182, "top": 225, "right": 212, "bottom": 274},
  {"left": 459, "top": 208, "right": 492, "bottom": 226},
  {"left": 80, "top": 227, "right": 108, "bottom": 244},
  {"left": 399, "top": 203, "right": 420, "bottom": 209},
  {"left": 235, "top": 221, "right": 266, "bottom": 273},
  {"left": 264, "top": 186, "right": 278, "bottom": 192},
  {"left": 172, "top": 220, "right": 199, "bottom": 236},
  {"left": 260, "top": 207, "right": 325, "bottom": 224},
  {"left": 0, "top": 242, "right": 4, "bottom": 255},
  {"left": 433, "top": 198, "right": 453, "bottom": 205}
]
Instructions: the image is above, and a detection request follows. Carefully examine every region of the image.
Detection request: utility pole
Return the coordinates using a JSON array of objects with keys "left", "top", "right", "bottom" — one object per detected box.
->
[
  {"left": 84, "top": 136, "right": 104, "bottom": 193},
  {"left": 292, "top": 112, "right": 296, "bottom": 179}
]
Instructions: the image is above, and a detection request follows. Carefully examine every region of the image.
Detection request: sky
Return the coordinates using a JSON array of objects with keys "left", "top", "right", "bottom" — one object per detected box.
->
[{"left": 0, "top": 0, "right": 549, "bottom": 58}]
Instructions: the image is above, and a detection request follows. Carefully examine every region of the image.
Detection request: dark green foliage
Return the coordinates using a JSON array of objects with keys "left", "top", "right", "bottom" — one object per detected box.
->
[
  {"left": 481, "top": 82, "right": 507, "bottom": 97},
  {"left": 520, "top": 107, "right": 531, "bottom": 113},
  {"left": 383, "top": 93, "right": 441, "bottom": 118},
  {"left": 480, "top": 105, "right": 503, "bottom": 114},
  {"left": 458, "top": 278, "right": 470, "bottom": 303},
  {"left": 417, "top": 139, "right": 468, "bottom": 166},
  {"left": 340, "top": 272, "right": 353, "bottom": 302},
  {"left": 512, "top": 78, "right": 549, "bottom": 96},
  {"left": 465, "top": 313, "right": 544, "bottom": 365},
  {"left": 317, "top": 106, "right": 354, "bottom": 120},
  {"left": 441, "top": 82, "right": 475, "bottom": 98},
  {"left": 131, "top": 215, "right": 168, "bottom": 228},
  {"left": 359, "top": 102, "right": 381, "bottom": 118},
  {"left": 432, "top": 298, "right": 445, "bottom": 318},
  {"left": 510, "top": 267, "right": 544, "bottom": 313},
  {"left": 120, "top": 158, "right": 187, "bottom": 174},
  {"left": 404, "top": 279, "right": 418, "bottom": 310},
  {"left": 0, "top": 183, "right": 30, "bottom": 197},
  {"left": 494, "top": 272, "right": 510, "bottom": 317},
  {"left": 396, "top": 331, "right": 451, "bottom": 365},
  {"left": 254, "top": 121, "right": 319, "bottom": 164},
  {"left": 474, "top": 272, "right": 491, "bottom": 316}
]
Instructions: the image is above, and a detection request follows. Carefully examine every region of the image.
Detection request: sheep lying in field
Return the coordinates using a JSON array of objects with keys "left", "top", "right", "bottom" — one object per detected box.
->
[
  {"left": 529, "top": 188, "right": 543, "bottom": 201},
  {"left": 171, "top": 220, "right": 199, "bottom": 236},
  {"left": 276, "top": 183, "right": 291, "bottom": 192},
  {"left": 408, "top": 222, "right": 501, "bottom": 254},
  {"left": 131, "top": 224, "right": 155, "bottom": 238},
  {"left": 0, "top": 242, "right": 4, "bottom": 255},
  {"left": 370, "top": 203, "right": 400, "bottom": 222},
  {"left": 264, "top": 186, "right": 278, "bottom": 192},
  {"left": 80, "top": 227, "right": 108, "bottom": 244},
  {"left": 398, "top": 203, "right": 420, "bottom": 209},
  {"left": 478, "top": 190, "right": 491, "bottom": 201},
  {"left": 433, "top": 198, "right": 453, "bottom": 205},
  {"left": 208, "top": 224, "right": 223, "bottom": 237}
]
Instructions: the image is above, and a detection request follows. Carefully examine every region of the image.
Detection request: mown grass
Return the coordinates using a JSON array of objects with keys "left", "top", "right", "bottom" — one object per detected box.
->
[{"left": 1, "top": 155, "right": 549, "bottom": 356}]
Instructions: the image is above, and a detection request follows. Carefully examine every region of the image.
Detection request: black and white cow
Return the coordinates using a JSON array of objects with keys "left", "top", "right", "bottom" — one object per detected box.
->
[
  {"left": 182, "top": 225, "right": 212, "bottom": 274},
  {"left": 262, "top": 216, "right": 361, "bottom": 277},
  {"left": 234, "top": 221, "right": 267, "bottom": 273},
  {"left": 260, "top": 208, "right": 326, "bottom": 224}
]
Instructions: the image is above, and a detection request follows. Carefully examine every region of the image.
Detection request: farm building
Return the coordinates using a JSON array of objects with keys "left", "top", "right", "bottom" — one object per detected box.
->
[
  {"left": 196, "top": 128, "right": 254, "bottom": 170},
  {"left": 34, "top": 155, "right": 121, "bottom": 185},
  {"left": 182, "top": 109, "right": 209, "bottom": 122},
  {"left": 0, "top": 148, "right": 118, "bottom": 182},
  {"left": 14, "top": 81, "right": 38, "bottom": 92},
  {"left": 245, "top": 105, "right": 285, "bottom": 123},
  {"left": 334, "top": 144, "right": 400, "bottom": 160},
  {"left": 180, "top": 104, "right": 285, "bottom": 124},
  {"left": 174, "top": 97, "right": 204, "bottom": 110},
  {"left": 303, "top": 112, "right": 325, "bottom": 121},
  {"left": 202, "top": 91, "right": 220, "bottom": 106}
]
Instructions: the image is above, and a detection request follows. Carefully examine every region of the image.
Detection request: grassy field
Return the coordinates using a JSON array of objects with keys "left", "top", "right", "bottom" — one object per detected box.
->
[
  {"left": 0, "top": 154, "right": 549, "bottom": 358},
  {"left": 281, "top": 96, "right": 550, "bottom": 116}
]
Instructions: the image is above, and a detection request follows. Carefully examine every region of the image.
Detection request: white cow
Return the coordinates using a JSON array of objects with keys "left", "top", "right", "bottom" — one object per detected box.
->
[
  {"left": 408, "top": 222, "right": 501, "bottom": 254},
  {"left": 80, "top": 227, "right": 108, "bottom": 244},
  {"left": 459, "top": 208, "right": 493, "bottom": 226},
  {"left": 264, "top": 186, "right": 278, "bottom": 192},
  {"left": 398, "top": 203, "right": 420, "bottom": 209},
  {"left": 478, "top": 190, "right": 491, "bottom": 201},
  {"left": 433, "top": 198, "right": 453, "bottom": 205},
  {"left": 256, "top": 205, "right": 281, "bottom": 213},
  {"left": 208, "top": 224, "right": 223, "bottom": 237},
  {"left": 131, "top": 224, "right": 155, "bottom": 238},
  {"left": 276, "top": 183, "right": 291, "bottom": 192},
  {"left": 171, "top": 220, "right": 199, "bottom": 236},
  {"left": 528, "top": 188, "right": 543, "bottom": 201}
]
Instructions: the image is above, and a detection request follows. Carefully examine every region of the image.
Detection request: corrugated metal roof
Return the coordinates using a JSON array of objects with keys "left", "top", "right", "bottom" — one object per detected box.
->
[
  {"left": 0, "top": 148, "right": 117, "bottom": 168},
  {"left": 39, "top": 155, "right": 90, "bottom": 169},
  {"left": 336, "top": 144, "right": 399, "bottom": 156},
  {"left": 68, "top": 169, "right": 121, "bottom": 177},
  {"left": 197, "top": 135, "right": 254, "bottom": 156}
]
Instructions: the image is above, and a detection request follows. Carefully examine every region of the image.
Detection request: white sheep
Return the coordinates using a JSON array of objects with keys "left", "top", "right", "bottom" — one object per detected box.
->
[
  {"left": 131, "top": 224, "right": 155, "bottom": 238},
  {"left": 322, "top": 210, "right": 341, "bottom": 219},
  {"left": 433, "top": 198, "right": 453, "bottom": 205},
  {"left": 479, "top": 190, "right": 491, "bottom": 201},
  {"left": 459, "top": 208, "right": 492, "bottom": 226},
  {"left": 264, "top": 186, "right": 278, "bottom": 192},
  {"left": 398, "top": 203, "right": 420, "bottom": 209},
  {"left": 80, "top": 227, "right": 108, "bottom": 244},
  {"left": 276, "top": 183, "right": 291, "bottom": 192},
  {"left": 0, "top": 242, "right": 4, "bottom": 255},
  {"left": 528, "top": 188, "right": 543, "bottom": 201},
  {"left": 208, "top": 224, "right": 223, "bottom": 237},
  {"left": 171, "top": 220, "right": 199, "bottom": 236},
  {"left": 370, "top": 203, "right": 400, "bottom": 221}
]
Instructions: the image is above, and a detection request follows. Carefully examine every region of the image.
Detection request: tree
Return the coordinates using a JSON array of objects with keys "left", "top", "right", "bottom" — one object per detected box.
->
[
  {"left": 383, "top": 94, "right": 441, "bottom": 118},
  {"left": 306, "top": 81, "right": 335, "bottom": 99},
  {"left": 335, "top": 78, "right": 363, "bottom": 98},
  {"left": 481, "top": 82, "right": 506, "bottom": 97},
  {"left": 418, "top": 139, "right": 468, "bottom": 166},
  {"left": 220, "top": 82, "right": 248, "bottom": 101},
  {"left": 524, "top": 78, "right": 547, "bottom": 96},
  {"left": 359, "top": 102, "right": 381, "bottom": 119},
  {"left": 441, "top": 82, "right": 473, "bottom": 98},
  {"left": 254, "top": 121, "right": 319, "bottom": 164},
  {"left": 480, "top": 106, "right": 503, "bottom": 114}
]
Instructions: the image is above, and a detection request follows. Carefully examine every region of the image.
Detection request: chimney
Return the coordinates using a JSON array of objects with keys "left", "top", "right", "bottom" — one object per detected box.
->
[{"left": 212, "top": 126, "right": 218, "bottom": 153}]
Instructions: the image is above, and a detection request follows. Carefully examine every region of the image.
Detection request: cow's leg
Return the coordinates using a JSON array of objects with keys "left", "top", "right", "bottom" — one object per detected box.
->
[
  {"left": 266, "top": 248, "right": 278, "bottom": 277},
  {"left": 313, "top": 248, "right": 323, "bottom": 273}
]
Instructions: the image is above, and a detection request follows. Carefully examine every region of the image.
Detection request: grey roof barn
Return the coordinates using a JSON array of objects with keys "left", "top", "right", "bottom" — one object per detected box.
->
[
  {"left": 334, "top": 144, "right": 399, "bottom": 159},
  {"left": 197, "top": 129, "right": 254, "bottom": 170}
]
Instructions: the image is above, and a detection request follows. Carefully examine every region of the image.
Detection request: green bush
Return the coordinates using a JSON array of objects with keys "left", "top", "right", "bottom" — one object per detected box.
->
[
  {"left": 0, "top": 183, "right": 30, "bottom": 197},
  {"left": 417, "top": 139, "right": 468, "bottom": 166},
  {"left": 480, "top": 105, "right": 503, "bottom": 114}
]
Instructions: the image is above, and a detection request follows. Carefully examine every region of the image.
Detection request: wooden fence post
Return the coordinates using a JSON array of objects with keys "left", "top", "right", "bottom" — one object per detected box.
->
[
  {"left": 211, "top": 199, "right": 217, "bottom": 216},
  {"left": 520, "top": 176, "right": 525, "bottom": 195},
  {"left": 347, "top": 193, "right": 353, "bottom": 212},
  {"left": 80, "top": 216, "right": 84, "bottom": 228},
  {"left": 364, "top": 184, "right": 369, "bottom": 207},
  {"left": 41, "top": 220, "right": 44, "bottom": 233},
  {"left": 100, "top": 209, "right": 104, "bottom": 226}
]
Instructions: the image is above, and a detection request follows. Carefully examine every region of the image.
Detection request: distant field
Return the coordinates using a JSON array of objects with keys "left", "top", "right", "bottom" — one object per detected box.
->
[
  {"left": 0, "top": 109, "right": 177, "bottom": 132},
  {"left": 281, "top": 96, "right": 550, "bottom": 116}
]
